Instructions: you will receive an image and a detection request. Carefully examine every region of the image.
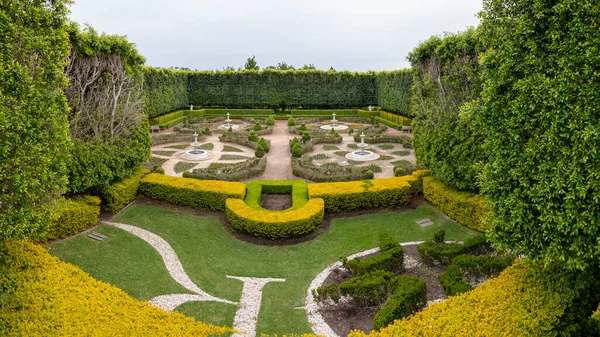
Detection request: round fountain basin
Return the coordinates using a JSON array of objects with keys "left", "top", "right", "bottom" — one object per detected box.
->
[
  {"left": 218, "top": 123, "right": 240, "bottom": 130},
  {"left": 345, "top": 150, "right": 380, "bottom": 161},
  {"left": 319, "top": 124, "right": 349, "bottom": 131},
  {"left": 182, "top": 149, "right": 210, "bottom": 161}
]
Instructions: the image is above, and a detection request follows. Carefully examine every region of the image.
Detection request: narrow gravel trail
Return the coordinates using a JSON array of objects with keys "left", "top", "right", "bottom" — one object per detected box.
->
[{"left": 252, "top": 120, "right": 296, "bottom": 180}]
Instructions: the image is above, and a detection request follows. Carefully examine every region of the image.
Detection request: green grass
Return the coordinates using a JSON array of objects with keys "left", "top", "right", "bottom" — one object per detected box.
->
[
  {"left": 174, "top": 161, "right": 198, "bottom": 174},
  {"left": 222, "top": 145, "right": 244, "bottom": 152},
  {"left": 151, "top": 150, "right": 177, "bottom": 156},
  {"left": 219, "top": 154, "right": 251, "bottom": 161},
  {"left": 47, "top": 204, "right": 477, "bottom": 335},
  {"left": 322, "top": 145, "right": 339, "bottom": 151}
]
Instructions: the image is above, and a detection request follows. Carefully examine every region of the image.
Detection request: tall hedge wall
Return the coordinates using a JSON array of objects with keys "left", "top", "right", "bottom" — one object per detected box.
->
[
  {"left": 143, "top": 67, "right": 189, "bottom": 118},
  {"left": 375, "top": 69, "right": 413, "bottom": 115},
  {"left": 187, "top": 70, "right": 377, "bottom": 109}
]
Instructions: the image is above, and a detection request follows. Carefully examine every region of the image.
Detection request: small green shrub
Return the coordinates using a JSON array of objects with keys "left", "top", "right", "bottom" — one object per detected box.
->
[
  {"left": 154, "top": 167, "right": 165, "bottom": 174},
  {"left": 266, "top": 115, "right": 275, "bottom": 126},
  {"left": 298, "top": 123, "right": 307, "bottom": 132},
  {"left": 439, "top": 265, "right": 473, "bottom": 297},
  {"left": 340, "top": 271, "right": 395, "bottom": 306},
  {"left": 292, "top": 143, "right": 303, "bottom": 158},
  {"left": 346, "top": 246, "right": 404, "bottom": 276},
  {"left": 452, "top": 255, "right": 514, "bottom": 277},
  {"left": 254, "top": 146, "right": 264, "bottom": 158},
  {"left": 433, "top": 229, "right": 445, "bottom": 244},
  {"left": 288, "top": 116, "right": 295, "bottom": 126},
  {"left": 302, "top": 131, "right": 311, "bottom": 143},
  {"left": 364, "top": 170, "right": 375, "bottom": 179},
  {"left": 253, "top": 122, "right": 262, "bottom": 131},
  {"left": 257, "top": 137, "right": 269, "bottom": 152},
  {"left": 372, "top": 275, "right": 427, "bottom": 331},
  {"left": 417, "top": 241, "right": 466, "bottom": 266},
  {"left": 248, "top": 131, "right": 258, "bottom": 142},
  {"left": 379, "top": 233, "right": 400, "bottom": 251},
  {"left": 394, "top": 168, "right": 403, "bottom": 177}
]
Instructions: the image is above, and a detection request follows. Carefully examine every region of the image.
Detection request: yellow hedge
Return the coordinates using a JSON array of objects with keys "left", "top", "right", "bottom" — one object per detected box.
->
[
  {"left": 349, "top": 259, "right": 599, "bottom": 337},
  {"left": 102, "top": 168, "right": 150, "bottom": 214},
  {"left": 308, "top": 176, "right": 414, "bottom": 212},
  {"left": 0, "top": 241, "right": 232, "bottom": 337},
  {"left": 139, "top": 173, "right": 246, "bottom": 211},
  {"left": 423, "top": 176, "right": 491, "bottom": 232},
  {"left": 225, "top": 198, "right": 325, "bottom": 239}
]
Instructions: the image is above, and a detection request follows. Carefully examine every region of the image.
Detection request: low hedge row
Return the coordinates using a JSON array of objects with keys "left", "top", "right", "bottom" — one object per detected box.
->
[
  {"left": 151, "top": 133, "right": 206, "bottom": 146},
  {"left": 219, "top": 133, "right": 271, "bottom": 151},
  {"left": 225, "top": 198, "right": 325, "bottom": 239},
  {"left": 204, "top": 108, "right": 274, "bottom": 115},
  {"left": 378, "top": 111, "right": 412, "bottom": 126},
  {"left": 346, "top": 246, "right": 404, "bottom": 276},
  {"left": 291, "top": 157, "right": 368, "bottom": 182},
  {"left": 308, "top": 176, "right": 414, "bottom": 212},
  {"left": 452, "top": 254, "right": 514, "bottom": 277},
  {"left": 423, "top": 176, "right": 491, "bottom": 232},
  {"left": 340, "top": 270, "right": 394, "bottom": 306},
  {"left": 139, "top": 173, "right": 246, "bottom": 211},
  {"left": 42, "top": 195, "right": 101, "bottom": 241},
  {"left": 101, "top": 168, "right": 150, "bottom": 214},
  {"left": 438, "top": 265, "right": 474, "bottom": 297},
  {"left": 349, "top": 259, "right": 600, "bottom": 336},
  {"left": 184, "top": 157, "right": 267, "bottom": 181},
  {"left": 0, "top": 241, "right": 231, "bottom": 337},
  {"left": 357, "top": 110, "right": 380, "bottom": 118},
  {"left": 158, "top": 116, "right": 186, "bottom": 129},
  {"left": 353, "top": 134, "right": 411, "bottom": 146},
  {"left": 245, "top": 180, "right": 308, "bottom": 210},
  {"left": 417, "top": 235, "right": 489, "bottom": 265},
  {"left": 290, "top": 109, "right": 358, "bottom": 116},
  {"left": 372, "top": 275, "right": 427, "bottom": 331},
  {"left": 149, "top": 110, "right": 187, "bottom": 125}
]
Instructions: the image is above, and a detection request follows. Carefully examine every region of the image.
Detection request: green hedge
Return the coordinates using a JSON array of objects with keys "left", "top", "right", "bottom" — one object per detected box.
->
[
  {"left": 101, "top": 168, "right": 150, "bottom": 214},
  {"left": 184, "top": 157, "right": 267, "bottom": 181},
  {"left": 149, "top": 110, "right": 186, "bottom": 125},
  {"left": 143, "top": 67, "right": 189, "bottom": 118},
  {"left": 372, "top": 275, "right": 427, "bottom": 331},
  {"left": 452, "top": 254, "right": 513, "bottom": 277},
  {"left": 225, "top": 198, "right": 325, "bottom": 239},
  {"left": 245, "top": 180, "right": 308, "bottom": 210},
  {"left": 158, "top": 116, "right": 186, "bottom": 129},
  {"left": 43, "top": 195, "right": 101, "bottom": 241},
  {"left": 347, "top": 247, "right": 404, "bottom": 276},
  {"left": 339, "top": 271, "right": 394, "bottom": 306},
  {"left": 438, "top": 265, "right": 473, "bottom": 297},
  {"left": 423, "top": 176, "right": 491, "bottom": 232},
  {"left": 417, "top": 235, "right": 489, "bottom": 266},
  {"left": 139, "top": 173, "right": 246, "bottom": 211},
  {"left": 204, "top": 108, "right": 274, "bottom": 115},
  {"left": 290, "top": 109, "right": 358, "bottom": 116},
  {"left": 375, "top": 69, "right": 413, "bottom": 115}
]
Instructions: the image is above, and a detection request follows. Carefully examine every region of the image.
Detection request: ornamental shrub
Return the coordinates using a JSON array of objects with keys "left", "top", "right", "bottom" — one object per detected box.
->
[
  {"left": 308, "top": 176, "right": 414, "bottom": 212},
  {"left": 42, "top": 195, "right": 101, "bottom": 241},
  {"left": 257, "top": 137, "right": 269, "bottom": 152},
  {"left": 394, "top": 168, "right": 403, "bottom": 177},
  {"left": 438, "top": 265, "right": 473, "bottom": 297},
  {"left": 225, "top": 198, "right": 325, "bottom": 239},
  {"left": 248, "top": 131, "right": 258, "bottom": 142},
  {"left": 101, "top": 168, "right": 150, "bottom": 214},
  {"left": 364, "top": 170, "right": 374, "bottom": 179},
  {"left": 339, "top": 271, "right": 394, "bottom": 306},
  {"left": 346, "top": 246, "right": 404, "bottom": 276},
  {"left": 351, "top": 260, "right": 600, "bottom": 337},
  {"left": 0, "top": 241, "right": 231, "bottom": 336},
  {"left": 348, "top": 127, "right": 355, "bottom": 134},
  {"left": 253, "top": 122, "right": 262, "bottom": 131},
  {"left": 372, "top": 275, "right": 427, "bottom": 331},
  {"left": 451, "top": 254, "right": 513, "bottom": 278},
  {"left": 292, "top": 143, "right": 303, "bottom": 158},
  {"left": 417, "top": 241, "right": 468, "bottom": 266},
  {"left": 139, "top": 173, "right": 246, "bottom": 211},
  {"left": 298, "top": 124, "right": 308, "bottom": 132},
  {"left": 254, "top": 146, "right": 264, "bottom": 158},
  {"left": 423, "top": 176, "right": 490, "bottom": 232},
  {"left": 302, "top": 131, "right": 311, "bottom": 143},
  {"left": 433, "top": 230, "right": 445, "bottom": 244},
  {"left": 288, "top": 116, "right": 295, "bottom": 126},
  {"left": 266, "top": 115, "right": 275, "bottom": 126},
  {"left": 379, "top": 233, "right": 400, "bottom": 252}
]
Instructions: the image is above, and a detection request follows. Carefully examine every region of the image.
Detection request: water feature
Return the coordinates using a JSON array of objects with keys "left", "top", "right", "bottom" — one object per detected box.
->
[
  {"left": 218, "top": 112, "right": 240, "bottom": 130},
  {"left": 319, "top": 112, "right": 349, "bottom": 131},
  {"left": 183, "top": 132, "right": 210, "bottom": 160},
  {"left": 345, "top": 132, "right": 380, "bottom": 161}
]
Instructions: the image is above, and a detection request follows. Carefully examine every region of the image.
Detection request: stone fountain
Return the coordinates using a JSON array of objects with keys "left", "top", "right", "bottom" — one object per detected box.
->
[
  {"left": 345, "top": 132, "right": 380, "bottom": 161},
  {"left": 320, "top": 112, "right": 349, "bottom": 131},
  {"left": 218, "top": 112, "right": 240, "bottom": 130},
  {"left": 182, "top": 132, "right": 210, "bottom": 160}
]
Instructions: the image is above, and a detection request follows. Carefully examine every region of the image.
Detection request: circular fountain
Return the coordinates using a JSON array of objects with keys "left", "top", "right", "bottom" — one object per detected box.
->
[
  {"left": 218, "top": 112, "right": 240, "bottom": 130},
  {"left": 345, "top": 132, "right": 380, "bottom": 161},
  {"left": 320, "top": 112, "right": 349, "bottom": 131},
  {"left": 182, "top": 132, "right": 210, "bottom": 161}
]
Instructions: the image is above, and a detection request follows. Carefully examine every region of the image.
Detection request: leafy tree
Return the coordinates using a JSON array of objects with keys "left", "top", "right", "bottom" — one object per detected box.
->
[
  {"left": 479, "top": 0, "right": 600, "bottom": 270},
  {"left": 0, "top": 0, "right": 72, "bottom": 241},
  {"left": 301, "top": 64, "right": 316, "bottom": 70},
  {"left": 223, "top": 66, "right": 236, "bottom": 71},
  {"left": 243, "top": 55, "right": 259, "bottom": 71},
  {"left": 276, "top": 62, "right": 295, "bottom": 70}
]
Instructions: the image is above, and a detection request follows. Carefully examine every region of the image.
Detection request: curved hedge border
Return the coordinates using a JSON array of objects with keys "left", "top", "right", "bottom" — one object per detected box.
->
[
  {"left": 308, "top": 176, "right": 415, "bottom": 212},
  {"left": 225, "top": 198, "right": 324, "bottom": 239},
  {"left": 245, "top": 180, "right": 308, "bottom": 210},
  {"left": 423, "top": 176, "right": 491, "bottom": 232},
  {"left": 139, "top": 173, "right": 246, "bottom": 211},
  {"left": 101, "top": 168, "right": 150, "bottom": 214},
  {"left": 0, "top": 241, "right": 231, "bottom": 337}
]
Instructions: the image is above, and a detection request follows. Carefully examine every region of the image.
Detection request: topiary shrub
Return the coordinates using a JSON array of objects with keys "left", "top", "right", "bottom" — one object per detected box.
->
[
  {"left": 364, "top": 170, "right": 374, "bottom": 179},
  {"left": 394, "top": 168, "right": 404, "bottom": 177},
  {"left": 349, "top": 126, "right": 355, "bottom": 134},
  {"left": 292, "top": 143, "right": 303, "bottom": 158},
  {"left": 346, "top": 246, "right": 404, "bottom": 276},
  {"left": 266, "top": 115, "right": 275, "bottom": 126},
  {"left": 253, "top": 122, "right": 262, "bottom": 131},
  {"left": 298, "top": 123, "right": 307, "bottom": 132},
  {"left": 254, "top": 146, "right": 264, "bottom": 158},
  {"left": 433, "top": 229, "right": 445, "bottom": 244},
  {"left": 302, "top": 131, "right": 311, "bottom": 144},
  {"left": 372, "top": 275, "right": 427, "bottom": 331},
  {"left": 154, "top": 167, "right": 165, "bottom": 174},
  {"left": 438, "top": 265, "right": 473, "bottom": 297},
  {"left": 248, "top": 131, "right": 258, "bottom": 142},
  {"left": 257, "top": 137, "right": 269, "bottom": 152},
  {"left": 43, "top": 195, "right": 101, "bottom": 241},
  {"left": 288, "top": 116, "right": 295, "bottom": 126}
]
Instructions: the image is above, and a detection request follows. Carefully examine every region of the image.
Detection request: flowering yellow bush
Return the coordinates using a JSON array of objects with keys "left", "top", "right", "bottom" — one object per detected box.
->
[
  {"left": 140, "top": 173, "right": 246, "bottom": 211},
  {"left": 423, "top": 176, "right": 491, "bottom": 232},
  {"left": 349, "top": 259, "right": 598, "bottom": 337},
  {"left": 226, "top": 198, "right": 325, "bottom": 239},
  {"left": 308, "top": 176, "right": 414, "bottom": 212},
  {"left": 0, "top": 241, "right": 232, "bottom": 337}
]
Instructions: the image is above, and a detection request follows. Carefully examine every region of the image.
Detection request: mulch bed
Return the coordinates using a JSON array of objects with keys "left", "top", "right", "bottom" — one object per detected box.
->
[{"left": 260, "top": 193, "right": 293, "bottom": 210}]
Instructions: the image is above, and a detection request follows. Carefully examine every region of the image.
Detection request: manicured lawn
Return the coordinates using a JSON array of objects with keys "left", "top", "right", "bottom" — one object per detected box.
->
[{"left": 47, "top": 203, "right": 477, "bottom": 335}]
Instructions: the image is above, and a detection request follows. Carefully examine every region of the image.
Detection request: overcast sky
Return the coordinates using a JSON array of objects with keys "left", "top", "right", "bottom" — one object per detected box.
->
[{"left": 69, "top": 0, "right": 482, "bottom": 72}]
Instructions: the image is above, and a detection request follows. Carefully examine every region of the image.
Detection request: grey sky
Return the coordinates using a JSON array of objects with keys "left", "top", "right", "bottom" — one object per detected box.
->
[{"left": 69, "top": 0, "right": 482, "bottom": 71}]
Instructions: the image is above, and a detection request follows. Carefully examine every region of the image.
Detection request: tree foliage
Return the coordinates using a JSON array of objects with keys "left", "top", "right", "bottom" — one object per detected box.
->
[
  {"left": 409, "top": 28, "right": 487, "bottom": 191},
  {"left": 143, "top": 67, "right": 189, "bottom": 118},
  {"left": 243, "top": 55, "right": 259, "bottom": 71},
  {"left": 0, "top": 0, "right": 72, "bottom": 241},
  {"left": 375, "top": 69, "right": 413, "bottom": 115},
  {"left": 479, "top": 0, "right": 600, "bottom": 269}
]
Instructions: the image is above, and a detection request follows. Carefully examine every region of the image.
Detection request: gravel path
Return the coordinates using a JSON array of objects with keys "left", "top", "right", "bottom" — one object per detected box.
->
[{"left": 252, "top": 119, "right": 296, "bottom": 180}]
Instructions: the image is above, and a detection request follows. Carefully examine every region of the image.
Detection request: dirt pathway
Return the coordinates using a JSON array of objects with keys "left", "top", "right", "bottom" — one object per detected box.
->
[{"left": 252, "top": 120, "right": 296, "bottom": 180}]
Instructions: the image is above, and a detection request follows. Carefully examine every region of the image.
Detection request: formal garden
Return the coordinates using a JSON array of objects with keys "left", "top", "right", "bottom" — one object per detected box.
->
[{"left": 2, "top": 1, "right": 600, "bottom": 337}]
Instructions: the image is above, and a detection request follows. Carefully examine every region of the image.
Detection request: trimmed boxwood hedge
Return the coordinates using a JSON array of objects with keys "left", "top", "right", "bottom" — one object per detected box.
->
[
  {"left": 372, "top": 275, "right": 427, "bottom": 331},
  {"left": 139, "top": 173, "right": 246, "bottom": 211},
  {"left": 101, "top": 168, "right": 150, "bottom": 214},
  {"left": 42, "top": 195, "right": 101, "bottom": 241},
  {"left": 245, "top": 180, "right": 308, "bottom": 211},
  {"left": 346, "top": 247, "right": 404, "bottom": 276},
  {"left": 308, "top": 176, "right": 414, "bottom": 212},
  {"left": 438, "top": 265, "right": 473, "bottom": 297},
  {"left": 423, "top": 176, "right": 491, "bottom": 232},
  {"left": 225, "top": 198, "right": 324, "bottom": 239},
  {"left": 0, "top": 241, "right": 231, "bottom": 336}
]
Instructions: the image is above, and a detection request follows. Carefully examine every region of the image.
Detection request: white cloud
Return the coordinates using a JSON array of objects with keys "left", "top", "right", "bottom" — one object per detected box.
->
[{"left": 69, "top": 0, "right": 482, "bottom": 71}]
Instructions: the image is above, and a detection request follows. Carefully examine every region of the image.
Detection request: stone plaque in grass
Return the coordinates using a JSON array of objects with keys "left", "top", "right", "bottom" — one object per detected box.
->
[
  {"left": 334, "top": 151, "right": 350, "bottom": 157},
  {"left": 164, "top": 144, "right": 189, "bottom": 149},
  {"left": 392, "top": 150, "right": 411, "bottom": 156},
  {"left": 377, "top": 144, "right": 395, "bottom": 150},
  {"left": 322, "top": 145, "right": 340, "bottom": 151},
  {"left": 222, "top": 145, "right": 244, "bottom": 152},
  {"left": 151, "top": 150, "right": 177, "bottom": 156},
  {"left": 174, "top": 161, "right": 198, "bottom": 174},
  {"left": 219, "top": 154, "right": 250, "bottom": 161},
  {"left": 198, "top": 143, "right": 214, "bottom": 150}
]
